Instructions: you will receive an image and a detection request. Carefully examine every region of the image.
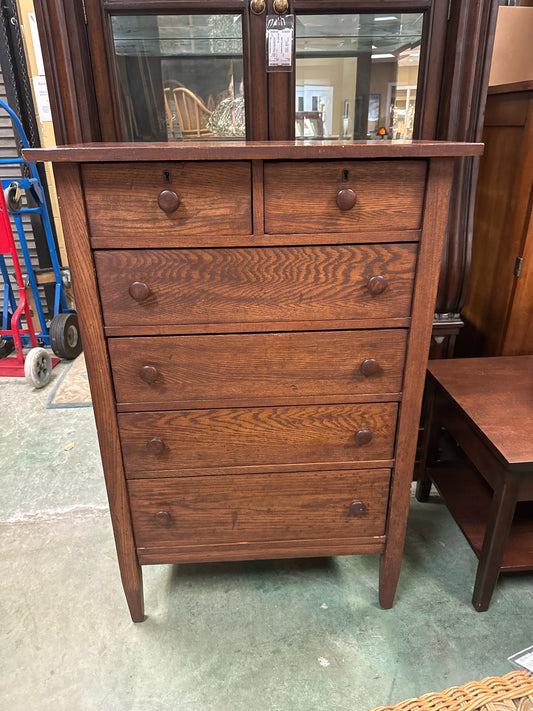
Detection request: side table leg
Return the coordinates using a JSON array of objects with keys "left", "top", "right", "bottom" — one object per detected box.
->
[
  {"left": 416, "top": 377, "right": 439, "bottom": 502},
  {"left": 472, "top": 475, "right": 519, "bottom": 611}
]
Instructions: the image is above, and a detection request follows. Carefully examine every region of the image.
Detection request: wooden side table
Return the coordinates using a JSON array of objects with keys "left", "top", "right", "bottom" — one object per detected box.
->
[{"left": 416, "top": 356, "right": 533, "bottom": 611}]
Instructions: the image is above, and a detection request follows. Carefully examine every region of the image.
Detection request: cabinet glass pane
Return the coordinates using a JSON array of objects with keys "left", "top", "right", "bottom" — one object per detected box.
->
[
  {"left": 111, "top": 15, "right": 245, "bottom": 141},
  {"left": 295, "top": 14, "right": 423, "bottom": 140}
]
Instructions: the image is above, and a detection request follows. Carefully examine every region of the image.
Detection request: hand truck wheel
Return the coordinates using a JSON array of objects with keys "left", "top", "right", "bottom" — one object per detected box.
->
[
  {"left": 49, "top": 312, "right": 82, "bottom": 360},
  {"left": 24, "top": 347, "right": 52, "bottom": 388}
]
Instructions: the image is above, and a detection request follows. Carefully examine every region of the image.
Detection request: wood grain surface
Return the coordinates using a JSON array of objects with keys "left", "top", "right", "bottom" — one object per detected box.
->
[
  {"left": 95, "top": 244, "right": 417, "bottom": 329},
  {"left": 264, "top": 160, "right": 426, "bottom": 233},
  {"left": 427, "top": 355, "right": 533, "bottom": 467},
  {"left": 23, "top": 140, "right": 484, "bottom": 164},
  {"left": 82, "top": 161, "right": 252, "bottom": 239},
  {"left": 128, "top": 469, "right": 391, "bottom": 548},
  {"left": 109, "top": 329, "right": 408, "bottom": 409},
  {"left": 118, "top": 403, "right": 398, "bottom": 476}
]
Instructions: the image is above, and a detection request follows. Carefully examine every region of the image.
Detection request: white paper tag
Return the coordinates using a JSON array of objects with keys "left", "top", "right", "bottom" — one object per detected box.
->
[
  {"left": 508, "top": 645, "right": 533, "bottom": 672},
  {"left": 268, "top": 27, "right": 293, "bottom": 67},
  {"left": 32, "top": 76, "right": 52, "bottom": 122}
]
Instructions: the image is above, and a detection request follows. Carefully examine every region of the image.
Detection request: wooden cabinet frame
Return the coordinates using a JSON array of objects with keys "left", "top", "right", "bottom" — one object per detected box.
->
[{"left": 33, "top": 0, "right": 499, "bottom": 350}]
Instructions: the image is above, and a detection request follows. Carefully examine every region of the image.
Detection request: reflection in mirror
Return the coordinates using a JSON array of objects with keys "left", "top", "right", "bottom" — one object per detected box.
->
[
  {"left": 295, "top": 14, "right": 423, "bottom": 140},
  {"left": 111, "top": 15, "right": 245, "bottom": 141}
]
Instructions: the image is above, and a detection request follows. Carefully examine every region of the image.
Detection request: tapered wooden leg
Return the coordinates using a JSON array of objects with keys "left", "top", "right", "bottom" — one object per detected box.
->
[
  {"left": 379, "top": 546, "right": 402, "bottom": 609},
  {"left": 118, "top": 555, "right": 145, "bottom": 622},
  {"left": 472, "top": 475, "right": 518, "bottom": 612}
]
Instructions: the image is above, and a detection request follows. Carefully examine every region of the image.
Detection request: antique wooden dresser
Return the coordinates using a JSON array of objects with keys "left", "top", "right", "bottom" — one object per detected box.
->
[{"left": 26, "top": 140, "right": 482, "bottom": 621}]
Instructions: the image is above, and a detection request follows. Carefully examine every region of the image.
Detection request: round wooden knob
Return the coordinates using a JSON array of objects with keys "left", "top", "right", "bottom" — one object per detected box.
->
[
  {"left": 147, "top": 437, "right": 165, "bottom": 455},
  {"left": 128, "top": 281, "right": 151, "bottom": 302},
  {"left": 355, "top": 428, "right": 372, "bottom": 446},
  {"left": 360, "top": 358, "right": 381, "bottom": 377},
  {"left": 367, "top": 275, "right": 388, "bottom": 296},
  {"left": 157, "top": 189, "right": 180, "bottom": 214},
  {"left": 139, "top": 365, "right": 159, "bottom": 383},
  {"left": 349, "top": 499, "right": 367, "bottom": 517},
  {"left": 336, "top": 188, "right": 357, "bottom": 211},
  {"left": 154, "top": 510, "right": 172, "bottom": 527}
]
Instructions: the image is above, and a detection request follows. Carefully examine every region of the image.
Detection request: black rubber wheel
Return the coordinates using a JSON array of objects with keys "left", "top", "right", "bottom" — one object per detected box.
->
[
  {"left": 0, "top": 311, "right": 14, "bottom": 358},
  {"left": 49, "top": 312, "right": 82, "bottom": 360},
  {"left": 0, "top": 336, "right": 14, "bottom": 358}
]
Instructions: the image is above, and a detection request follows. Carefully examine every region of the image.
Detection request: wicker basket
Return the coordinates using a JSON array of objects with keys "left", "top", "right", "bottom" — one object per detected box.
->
[{"left": 371, "top": 671, "right": 533, "bottom": 711}]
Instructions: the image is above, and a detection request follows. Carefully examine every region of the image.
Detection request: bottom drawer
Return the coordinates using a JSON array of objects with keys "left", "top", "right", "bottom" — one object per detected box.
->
[{"left": 128, "top": 469, "right": 390, "bottom": 552}]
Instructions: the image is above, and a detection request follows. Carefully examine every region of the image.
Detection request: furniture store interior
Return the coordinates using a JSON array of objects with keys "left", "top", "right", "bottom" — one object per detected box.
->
[{"left": 1, "top": 1, "right": 532, "bottom": 709}]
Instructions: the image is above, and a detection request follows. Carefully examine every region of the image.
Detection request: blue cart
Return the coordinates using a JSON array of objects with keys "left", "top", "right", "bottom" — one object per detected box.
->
[{"left": 0, "top": 99, "right": 81, "bottom": 361}]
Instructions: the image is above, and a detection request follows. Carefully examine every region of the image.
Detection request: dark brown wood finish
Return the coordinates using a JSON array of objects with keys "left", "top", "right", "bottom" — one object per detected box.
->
[
  {"left": 51, "top": 164, "right": 144, "bottom": 622},
  {"left": 264, "top": 160, "right": 426, "bottom": 233},
  {"left": 82, "top": 161, "right": 252, "bottom": 238},
  {"left": 40, "top": 142, "right": 472, "bottom": 619},
  {"left": 379, "top": 157, "right": 454, "bottom": 608},
  {"left": 25, "top": 140, "right": 483, "bottom": 162},
  {"left": 458, "top": 83, "right": 533, "bottom": 357},
  {"left": 94, "top": 244, "right": 418, "bottom": 328},
  {"left": 416, "top": 356, "right": 533, "bottom": 611},
  {"left": 128, "top": 469, "right": 391, "bottom": 548},
  {"left": 108, "top": 329, "right": 408, "bottom": 409},
  {"left": 118, "top": 402, "right": 399, "bottom": 476}
]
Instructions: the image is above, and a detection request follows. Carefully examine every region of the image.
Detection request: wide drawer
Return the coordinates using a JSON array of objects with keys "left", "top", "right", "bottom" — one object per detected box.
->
[
  {"left": 264, "top": 160, "right": 426, "bottom": 234},
  {"left": 118, "top": 402, "right": 398, "bottom": 477},
  {"left": 109, "top": 330, "right": 407, "bottom": 409},
  {"left": 128, "top": 469, "right": 391, "bottom": 549},
  {"left": 82, "top": 162, "right": 252, "bottom": 241},
  {"left": 95, "top": 244, "right": 417, "bottom": 331}
]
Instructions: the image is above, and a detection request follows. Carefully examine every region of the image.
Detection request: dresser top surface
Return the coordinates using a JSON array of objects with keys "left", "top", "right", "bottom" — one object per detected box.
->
[{"left": 24, "top": 139, "right": 483, "bottom": 163}]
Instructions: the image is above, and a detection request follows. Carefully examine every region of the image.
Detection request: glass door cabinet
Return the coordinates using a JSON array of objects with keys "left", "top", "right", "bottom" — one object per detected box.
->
[{"left": 33, "top": 0, "right": 499, "bottom": 354}]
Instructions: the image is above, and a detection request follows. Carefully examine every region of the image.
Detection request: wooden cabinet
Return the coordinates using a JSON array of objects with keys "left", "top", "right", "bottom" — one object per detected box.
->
[
  {"left": 26, "top": 140, "right": 481, "bottom": 620},
  {"left": 459, "top": 81, "right": 533, "bottom": 357},
  {"left": 33, "top": 0, "right": 499, "bottom": 356}
]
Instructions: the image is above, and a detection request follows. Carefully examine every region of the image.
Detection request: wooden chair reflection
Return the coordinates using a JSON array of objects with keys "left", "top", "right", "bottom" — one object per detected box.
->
[{"left": 164, "top": 87, "right": 215, "bottom": 138}]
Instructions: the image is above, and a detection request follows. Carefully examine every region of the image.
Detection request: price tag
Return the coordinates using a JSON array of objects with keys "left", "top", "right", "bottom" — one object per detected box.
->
[{"left": 266, "top": 15, "right": 294, "bottom": 72}]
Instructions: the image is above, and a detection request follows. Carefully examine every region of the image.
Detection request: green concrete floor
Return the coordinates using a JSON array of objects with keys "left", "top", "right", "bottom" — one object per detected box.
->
[{"left": 1, "top": 359, "right": 532, "bottom": 711}]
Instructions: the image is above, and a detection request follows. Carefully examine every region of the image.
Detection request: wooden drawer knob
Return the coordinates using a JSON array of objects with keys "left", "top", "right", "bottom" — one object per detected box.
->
[
  {"left": 349, "top": 499, "right": 367, "bottom": 517},
  {"left": 139, "top": 365, "right": 159, "bottom": 383},
  {"left": 367, "top": 275, "right": 388, "bottom": 296},
  {"left": 128, "top": 281, "right": 151, "bottom": 302},
  {"left": 154, "top": 510, "right": 172, "bottom": 527},
  {"left": 336, "top": 188, "right": 357, "bottom": 211},
  {"left": 157, "top": 189, "right": 180, "bottom": 214},
  {"left": 355, "top": 428, "right": 372, "bottom": 446},
  {"left": 146, "top": 437, "right": 165, "bottom": 454},
  {"left": 360, "top": 358, "right": 381, "bottom": 377}
]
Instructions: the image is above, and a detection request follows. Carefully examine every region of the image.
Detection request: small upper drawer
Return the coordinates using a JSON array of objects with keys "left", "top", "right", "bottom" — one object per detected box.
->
[
  {"left": 118, "top": 402, "right": 398, "bottom": 477},
  {"left": 82, "top": 162, "right": 252, "bottom": 242},
  {"left": 109, "top": 329, "right": 408, "bottom": 410},
  {"left": 264, "top": 160, "right": 426, "bottom": 234},
  {"left": 95, "top": 244, "right": 417, "bottom": 332}
]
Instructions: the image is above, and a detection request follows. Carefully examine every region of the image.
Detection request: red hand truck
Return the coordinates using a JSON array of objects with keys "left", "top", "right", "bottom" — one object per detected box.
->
[{"left": 0, "top": 183, "right": 58, "bottom": 386}]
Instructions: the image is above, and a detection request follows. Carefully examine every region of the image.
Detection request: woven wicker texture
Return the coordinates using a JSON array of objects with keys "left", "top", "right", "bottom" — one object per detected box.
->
[{"left": 371, "top": 671, "right": 533, "bottom": 711}]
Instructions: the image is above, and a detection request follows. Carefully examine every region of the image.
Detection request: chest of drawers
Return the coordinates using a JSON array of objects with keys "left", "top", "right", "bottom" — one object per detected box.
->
[{"left": 26, "top": 141, "right": 482, "bottom": 622}]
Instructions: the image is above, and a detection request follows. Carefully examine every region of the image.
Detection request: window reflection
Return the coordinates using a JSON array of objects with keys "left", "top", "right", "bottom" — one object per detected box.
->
[{"left": 295, "top": 14, "right": 423, "bottom": 140}]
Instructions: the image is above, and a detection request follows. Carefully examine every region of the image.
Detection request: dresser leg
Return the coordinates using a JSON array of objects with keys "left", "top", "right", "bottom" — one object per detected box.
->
[
  {"left": 378, "top": 549, "right": 401, "bottom": 609},
  {"left": 119, "top": 558, "right": 145, "bottom": 622}
]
